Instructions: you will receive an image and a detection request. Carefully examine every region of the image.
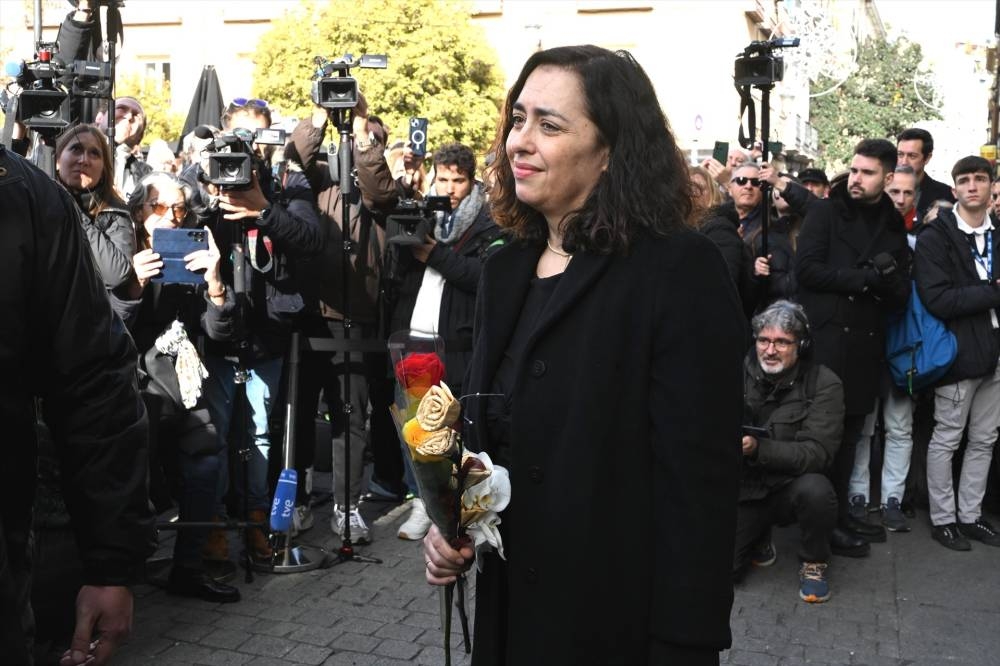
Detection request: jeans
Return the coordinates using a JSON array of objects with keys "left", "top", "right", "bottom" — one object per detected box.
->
[
  {"left": 927, "top": 363, "right": 1000, "bottom": 526},
  {"left": 203, "top": 355, "right": 284, "bottom": 513}
]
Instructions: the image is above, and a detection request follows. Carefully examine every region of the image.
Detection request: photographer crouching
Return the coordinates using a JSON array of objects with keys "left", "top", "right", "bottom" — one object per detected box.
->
[{"left": 183, "top": 98, "right": 322, "bottom": 567}]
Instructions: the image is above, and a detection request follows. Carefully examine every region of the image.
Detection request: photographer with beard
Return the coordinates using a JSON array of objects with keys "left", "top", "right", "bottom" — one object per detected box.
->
[{"left": 388, "top": 143, "right": 504, "bottom": 540}]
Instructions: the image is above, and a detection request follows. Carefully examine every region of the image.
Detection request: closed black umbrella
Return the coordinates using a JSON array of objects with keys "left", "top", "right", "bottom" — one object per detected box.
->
[{"left": 176, "top": 65, "right": 224, "bottom": 152}]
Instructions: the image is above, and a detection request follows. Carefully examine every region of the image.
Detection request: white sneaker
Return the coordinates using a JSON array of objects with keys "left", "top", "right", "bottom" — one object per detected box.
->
[
  {"left": 332, "top": 504, "right": 371, "bottom": 544},
  {"left": 397, "top": 498, "right": 432, "bottom": 541},
  {"left": 290, "top": 504, "right": 313, "bottom": 537}
]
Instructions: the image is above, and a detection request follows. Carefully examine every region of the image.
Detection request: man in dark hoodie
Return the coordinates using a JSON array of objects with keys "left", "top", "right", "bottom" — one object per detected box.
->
[{"left": 795, "top": 138, "right": 911, "bottom": 555}]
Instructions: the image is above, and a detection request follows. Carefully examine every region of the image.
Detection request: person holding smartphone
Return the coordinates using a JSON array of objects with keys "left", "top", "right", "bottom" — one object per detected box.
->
[
  {"left": 117, "top": 172, "right": 241, "bottom": 603},
  {"left": 737, "top": 300, "right": 844, "bottom": 603}
]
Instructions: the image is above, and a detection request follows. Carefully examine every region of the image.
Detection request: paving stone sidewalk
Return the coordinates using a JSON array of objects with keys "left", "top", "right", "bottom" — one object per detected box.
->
[{"left": 112, "top": 496, "right": 1000, "bottom": 666}]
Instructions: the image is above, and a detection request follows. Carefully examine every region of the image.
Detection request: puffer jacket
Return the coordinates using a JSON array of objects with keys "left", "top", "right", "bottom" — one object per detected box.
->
[
  {"left": 741, "top": 352, "right": 845, "bottom": 501},
  {"left": 83, "top": 204, "right": 136, "bottom": 291}
]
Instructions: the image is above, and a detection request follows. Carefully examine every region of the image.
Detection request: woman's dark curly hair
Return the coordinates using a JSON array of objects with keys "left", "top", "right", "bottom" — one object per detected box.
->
[{"left": 487, "top": 45, "right": 692, "bottom": 255}]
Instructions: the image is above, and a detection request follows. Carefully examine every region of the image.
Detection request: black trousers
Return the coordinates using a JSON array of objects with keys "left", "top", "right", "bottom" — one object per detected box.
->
[
  {"left": 831, "top": 413, "right": 868, "bottom": 522},
  {"left": 734, "top": 473, "right": 838, "bottom": 578}
]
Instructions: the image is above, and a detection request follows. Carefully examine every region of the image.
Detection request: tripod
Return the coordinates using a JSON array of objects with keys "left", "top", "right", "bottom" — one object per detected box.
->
[{"left": 323, "top": 105, "right": 381, "bottom": 567}]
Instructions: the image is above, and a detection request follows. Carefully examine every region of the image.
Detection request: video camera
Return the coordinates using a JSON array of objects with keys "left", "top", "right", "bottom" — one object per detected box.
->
[
  {"left": 734, "top": 37, "right": 799, "bottom": 88},
  {"left": 310, "top": 53, "right": 387, "bottom": 110},
  {"left": 202, "top": 127, "right": 286, "bottom": 188},
  {"left": 386, "top": 195, "right": 451, "bottom": 246},
  {"left": 2, "top": 41, "right": 114, "bottom": 134}
]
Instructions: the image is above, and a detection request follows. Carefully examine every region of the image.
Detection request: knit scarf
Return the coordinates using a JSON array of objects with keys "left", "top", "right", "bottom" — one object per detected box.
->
[{"left": 434, "top": 182, "right": 485, "bottom": 245}]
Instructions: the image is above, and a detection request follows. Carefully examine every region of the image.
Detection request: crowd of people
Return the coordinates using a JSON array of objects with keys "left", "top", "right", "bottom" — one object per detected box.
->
[{"left": 4, "top": 4, "right": 1000, "bottom": 664}]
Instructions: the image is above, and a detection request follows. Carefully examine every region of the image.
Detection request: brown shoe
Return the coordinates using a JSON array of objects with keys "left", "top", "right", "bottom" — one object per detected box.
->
[
  {"left": 202, "top": 517, "right": 229, "bottom": 562},
  {"left": 247, "top": 509, "right": 273, "bottom": 561}
]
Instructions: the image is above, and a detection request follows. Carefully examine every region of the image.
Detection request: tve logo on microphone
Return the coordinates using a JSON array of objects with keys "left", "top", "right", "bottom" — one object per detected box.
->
[{"left": 270, "top": 469, "right": 298, "bottom": 533}]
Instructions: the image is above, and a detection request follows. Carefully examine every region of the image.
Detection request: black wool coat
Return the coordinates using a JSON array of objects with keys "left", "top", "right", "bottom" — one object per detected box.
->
[
  {"left": 463, "top": 229, "right": 746, "bottom": 665},
  {"left": 794, "top": 184, "right": 910, "bottom": 414}
]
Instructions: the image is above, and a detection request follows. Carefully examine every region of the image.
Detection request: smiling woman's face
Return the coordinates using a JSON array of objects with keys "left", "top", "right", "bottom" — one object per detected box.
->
[
  {"left": 504, "top": 65, "right": 608, "bottom": 227},
  {"left": 57, "top": 131, "right": 105, "bottom": 191}
]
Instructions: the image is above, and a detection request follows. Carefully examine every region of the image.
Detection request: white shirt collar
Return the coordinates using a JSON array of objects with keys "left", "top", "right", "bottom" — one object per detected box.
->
[{"left": 955, "top": 204, "right": 993, "bottom": 235}]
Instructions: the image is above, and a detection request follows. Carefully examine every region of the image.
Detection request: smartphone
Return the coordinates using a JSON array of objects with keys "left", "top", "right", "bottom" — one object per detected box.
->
[
  {"left": 712, "top": 140, "right": 729, "bottom": 165},
  {"left": 151, "top": 227, "right": 209, "bottom": 284},
  {"left": 742, "top": 425, "right": 769, "bottom": 438},
  {"left": 409, "top": 117, "right": 428, "bottom": 157}
]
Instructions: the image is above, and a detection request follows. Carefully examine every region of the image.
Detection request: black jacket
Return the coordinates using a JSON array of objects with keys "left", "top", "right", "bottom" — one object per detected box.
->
[
  {"left": 700, "top": 201, "right": 757, "bottom": 317},
  {"left": 741, "top": 354, "right": 845, "bottom": 501},
  {"left": 913, "top": 208, "right": 1000, "bottom": 384},
  {"left": 463, "top": 229, "right": 745, "bottom": 664},
  {"left": 387, "top": 203, "right": 503, "bottom": 391},
  {"left": 0, "top": 146, "right": 154, "bottom": 588},
  {"left": 186, "top": 165, "right": 323, "bottom": 359},
  {"left": 82, "top": 203, "right": 135, "bottom": 292},
  {"left": 916, "top": 173, "right": 956, "bottom": 223},
  {"left": 795, "top": 182, "right": 910, "bottom": 414}
]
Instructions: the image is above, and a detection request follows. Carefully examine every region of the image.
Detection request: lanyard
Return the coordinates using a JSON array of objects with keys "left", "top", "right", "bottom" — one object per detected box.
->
[{"left": 968, "top": 229, "right": 993, "bottom": 281}]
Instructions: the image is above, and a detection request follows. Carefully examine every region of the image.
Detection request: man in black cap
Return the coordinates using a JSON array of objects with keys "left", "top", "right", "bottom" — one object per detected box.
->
[{"left": 798, "top": 168, "right": 830, "bottom": 199}]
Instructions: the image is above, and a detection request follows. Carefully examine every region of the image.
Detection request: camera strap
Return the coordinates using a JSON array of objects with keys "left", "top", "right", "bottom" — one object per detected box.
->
[
  {"left": 246, "top": 228, "right": 274, "bottom": 274},
  {"left": 737, "top": 86, "right": 756, "bottom": 151}
]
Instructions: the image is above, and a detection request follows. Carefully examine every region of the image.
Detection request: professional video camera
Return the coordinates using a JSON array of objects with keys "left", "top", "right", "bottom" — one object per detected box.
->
[
  {"left": 386, "top": 195, "right": 451, "bottom": 246},
  {"left": 310, "top": 53, "right": 387, "bottom": 110},
  {"left": 734, "top": 37, "right": 800, "bottom": 87},
  {"left": 202, "top": 127, "right": 287, "bottom": 188}
]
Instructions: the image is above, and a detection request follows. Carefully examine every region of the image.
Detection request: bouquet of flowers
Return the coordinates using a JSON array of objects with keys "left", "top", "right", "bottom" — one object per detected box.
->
[{"left": 388, "top": 332, "right": 510, "bottom": 663}]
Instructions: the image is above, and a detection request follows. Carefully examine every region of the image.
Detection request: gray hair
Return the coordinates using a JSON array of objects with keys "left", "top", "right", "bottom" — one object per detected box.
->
[
  {"left": 128, "top": 172, "right": 196, "bottom": 241},
  {"left": 751, "top": 299, "right": 809, "bottom": 341}
]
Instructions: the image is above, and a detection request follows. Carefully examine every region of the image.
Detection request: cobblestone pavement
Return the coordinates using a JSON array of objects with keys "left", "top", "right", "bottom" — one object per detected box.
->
[{"left": 112, "top": 494, "right": 1000, "bottom": 666}]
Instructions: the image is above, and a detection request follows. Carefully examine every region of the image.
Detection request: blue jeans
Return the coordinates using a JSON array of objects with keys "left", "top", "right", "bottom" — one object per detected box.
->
[{"left": 203, "top": 355, "right": 284, "bottom": 513}]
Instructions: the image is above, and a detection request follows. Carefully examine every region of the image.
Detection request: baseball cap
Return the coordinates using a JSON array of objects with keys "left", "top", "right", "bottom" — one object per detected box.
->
[{"left": 797, "top": 168, "right": 829, "bottom": 186}]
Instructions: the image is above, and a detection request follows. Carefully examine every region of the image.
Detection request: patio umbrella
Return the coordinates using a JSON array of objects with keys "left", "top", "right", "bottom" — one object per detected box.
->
[{"left": 176, "top": 65, "right": 224, "bottom": 152}]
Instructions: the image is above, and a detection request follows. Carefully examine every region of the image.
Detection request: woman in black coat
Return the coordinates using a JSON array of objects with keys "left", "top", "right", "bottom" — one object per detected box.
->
[{"left": 423, "top": 46, "right": 746, "bottom": 665}]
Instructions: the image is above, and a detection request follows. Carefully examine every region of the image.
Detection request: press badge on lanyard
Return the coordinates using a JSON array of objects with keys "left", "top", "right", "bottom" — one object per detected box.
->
[{"left": 969, "top": 230, "right": 993, "bottom": 282}]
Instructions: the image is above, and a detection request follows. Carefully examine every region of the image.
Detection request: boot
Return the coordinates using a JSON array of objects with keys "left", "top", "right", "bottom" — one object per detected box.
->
[
  {"left": 202, "top": 516, "right": 229, "bottom": 562},
  {"left": 247, "top": 509, "right": 273, "bottom": 562}
]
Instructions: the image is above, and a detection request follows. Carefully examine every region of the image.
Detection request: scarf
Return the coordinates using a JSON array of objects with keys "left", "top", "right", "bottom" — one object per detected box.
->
[
  {"left": 434, "top": 182, "right": 485, "bottom": 245},
  {"left": 155, "top": 320, "right": 209, "bottom": 409}
]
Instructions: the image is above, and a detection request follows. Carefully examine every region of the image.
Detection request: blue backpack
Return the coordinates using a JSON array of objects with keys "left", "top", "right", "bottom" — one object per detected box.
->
[{"left": 885, "top": 282, "right": 957, "bottom": 394}]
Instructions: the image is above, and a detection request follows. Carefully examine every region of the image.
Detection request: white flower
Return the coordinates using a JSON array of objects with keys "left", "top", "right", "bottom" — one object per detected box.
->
[{"left": 460, "top": 451, "right": 510, "bottom": 568}]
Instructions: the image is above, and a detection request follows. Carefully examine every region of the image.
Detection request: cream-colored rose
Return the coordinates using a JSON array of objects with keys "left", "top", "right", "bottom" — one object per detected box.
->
[
  {"left": 415, "top": 426, "right": 460, "bottom": 459},
  {"left": 415, "top": 381, "right": 461, "bottom": 430}
]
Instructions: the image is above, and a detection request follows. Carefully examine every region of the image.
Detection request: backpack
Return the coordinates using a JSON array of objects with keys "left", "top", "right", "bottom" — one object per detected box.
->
[{"left": 885, "top": 282, "right": 957, "bottom": 394}]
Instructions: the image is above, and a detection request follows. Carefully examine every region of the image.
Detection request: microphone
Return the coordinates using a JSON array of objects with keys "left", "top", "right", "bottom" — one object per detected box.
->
[
  {"left": 269, "top": 468, "right": 297, "bottom": 533},
  {"left": 193, "top": 124, "right": 215, "bottom": 140}
]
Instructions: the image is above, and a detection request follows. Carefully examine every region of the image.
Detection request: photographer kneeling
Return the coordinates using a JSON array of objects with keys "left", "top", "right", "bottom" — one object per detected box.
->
[
  {"left": 388, "top": 143, "right": 504, "bottom": 540},
  {"left": 117, "top": 172, "right": 240, "bottom": 602},
  {"left": 737, "top": 300, "right": 844, "bottom": 603}
]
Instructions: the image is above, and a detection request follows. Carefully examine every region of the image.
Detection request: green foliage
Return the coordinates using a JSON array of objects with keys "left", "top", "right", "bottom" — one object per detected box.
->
[
  {"left": 253, "top": 0, "right": 505, "bottom": 155},
  {"left": 810, "top": 37, "right": 941, "bottom": 172},
  {"left": 116, "top": 72, "right": 185, "bottom": 147}
]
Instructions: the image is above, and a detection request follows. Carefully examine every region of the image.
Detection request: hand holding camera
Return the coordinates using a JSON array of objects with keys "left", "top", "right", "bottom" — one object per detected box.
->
[{"left": 218, "top": 171, "right": 269, "bottom": 222}]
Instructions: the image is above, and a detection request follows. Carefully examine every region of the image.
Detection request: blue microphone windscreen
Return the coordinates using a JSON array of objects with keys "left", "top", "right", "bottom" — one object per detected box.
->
[
  {"left": 270, "top": 469, "right": 298, "bottom": 533},
  {"left": 5, "top": 62, "right": 24, "bottom": 77}
]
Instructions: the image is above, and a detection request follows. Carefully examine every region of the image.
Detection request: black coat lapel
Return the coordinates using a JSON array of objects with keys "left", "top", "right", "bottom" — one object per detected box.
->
[{"left": 525, "top": 249, "right": 613, "bottom": 348}]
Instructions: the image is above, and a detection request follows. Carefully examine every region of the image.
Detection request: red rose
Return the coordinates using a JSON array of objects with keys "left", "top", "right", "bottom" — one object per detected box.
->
[{"left": 394, "top": 352, "right": 446, "bottom": 397}]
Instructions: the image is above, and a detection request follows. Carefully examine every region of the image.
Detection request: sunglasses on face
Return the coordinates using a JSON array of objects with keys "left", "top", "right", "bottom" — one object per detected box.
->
[
  {"left": 732, "top": 177, "right": 761, "bottom": 188},
  {"left": 147, "top": 200, "right": 187, "bottom": 220}
]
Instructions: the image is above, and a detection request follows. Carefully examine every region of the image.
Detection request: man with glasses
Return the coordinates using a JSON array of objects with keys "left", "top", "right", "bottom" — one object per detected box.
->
[
  {"left": 737, "top": 300, "right": 843, "bottom": 603},
  {"left": 896, "top": 128, "right": 955, "bottom": 224},
  {"left": 796, "top": 138, "right": 911, "bottom": 556}
]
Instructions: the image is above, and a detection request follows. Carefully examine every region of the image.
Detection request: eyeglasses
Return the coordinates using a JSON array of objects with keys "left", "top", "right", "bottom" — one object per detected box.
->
[
  {"left": 229, "top": 97, "right": 269, "bottom": 110},
  {"left": 732, "top": 177, "right": 761, "bottom": 187},
  {"left": 147, "top": 200, "right": 187, "bottom": 220},
  {"left": 755, "top": 336, "right": 796, "bottom": 351}
]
